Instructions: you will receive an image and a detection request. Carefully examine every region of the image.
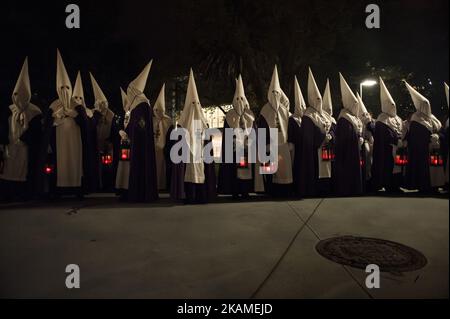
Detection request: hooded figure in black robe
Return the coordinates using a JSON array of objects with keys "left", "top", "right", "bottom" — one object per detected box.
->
[
  {"left": 0, "top": 57, "right": 42, "bottom": 201},
  {"left": 356, "top": 93, "right": 376, "bottom": 193},
  {"left": 371, "top": 77, "right": 405, "bottom": 193},
  {"left": 289, "top": 76, "right": 306, "bottom": 195},
  {"left": 40, "top": 50, "right": 85, "bottom": 198},
  {"left": 218, "top": 75, "right": 256, "bottom": 198},
  {"left": 254, "top": 65, "right": 293, "bottom": 197},
  {"left": 334, "top": 73, "right": 364, "bottom": 197},
  {"left": 89, "top": 72, "right": 119, "bottom": 192},
  {"left": 404, "top": 81, "right": 445, "bottom": 192},
  {"left": 120, "top": 61, "right": 158, "bottom": 202},
  {"left": 72, "top": 71, "right": 100, "bottom": 194},
  {"left": 295, "top": 68, "right": 333, "bottom": 198},
  {"left": 169, "top": 69, "right": 216, "bottom": 204}
]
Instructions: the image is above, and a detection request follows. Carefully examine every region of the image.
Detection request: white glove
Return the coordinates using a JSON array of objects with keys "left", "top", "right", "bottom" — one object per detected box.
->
[
  {"left": 430, "top": 134, "right": 440, "bottom": 147},
  {"left": 119, "top": 130, "right": 128, "bottom": 141},
  {"left": 358, "top": 137, "right": 364, "bottom": 147},
  {"left": 325, "top": 134, "right": 332, "bottom": 142}
]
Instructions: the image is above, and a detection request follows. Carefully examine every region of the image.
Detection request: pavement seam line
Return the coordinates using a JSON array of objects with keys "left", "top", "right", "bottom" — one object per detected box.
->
[
  {"left": 288, "top": 199, "right": 375, "bottom": 299},
  {"left": 249, "top": 198, "right": 325, "bottom": 299}
]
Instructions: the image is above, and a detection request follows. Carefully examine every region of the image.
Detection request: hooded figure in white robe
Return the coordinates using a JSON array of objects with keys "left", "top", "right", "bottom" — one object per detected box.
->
[
  {"left": 294, "top": 68, "right": 333, "bottom": 197},
  {"left": 169, "top": 69, "right": 216, "bottom": 203},
  {"left": 45, "top": 50, "right": 84, "bottom": 194},
  {"left": 218, "top": 74, "right": 256, "bottom": 197},
  {"left": 90, "top": 72, "right": 118, "bottom": 191},
  {"left": 153, "top": 84, "right": 172, "bottom": 190},
  {"left": 334, "top": 73, "right": 363, "bottom": 196},
  {"left": 255, "top": 65, "right": 293, "bottom": 196},
  {"left": 0, "top": 57, "right": 42, "bottom": 201},
  {"left": 371, "top": 77, "right": 404, "bottom": 192},
  {"left": 120, "top": 61, "right": 158, "bottom": 202},
  {"left": 404, "top": 81, "right": 444, "bottom": 191}
]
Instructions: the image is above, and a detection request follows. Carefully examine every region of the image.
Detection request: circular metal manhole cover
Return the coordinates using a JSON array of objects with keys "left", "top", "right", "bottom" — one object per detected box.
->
[{"left": 316, "top": 236, "right": 427, "bottom": 272}]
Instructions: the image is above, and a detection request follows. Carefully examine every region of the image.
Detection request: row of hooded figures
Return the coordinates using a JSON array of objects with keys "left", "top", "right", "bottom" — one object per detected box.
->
[{"left": 0, "top": 49, "right": 449, "bottom": 203}]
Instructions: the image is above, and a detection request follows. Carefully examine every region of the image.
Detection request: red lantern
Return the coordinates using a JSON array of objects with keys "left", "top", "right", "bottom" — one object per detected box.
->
[
  {"left": 394, "top": 148, "right": 408, "bottom": 166},
  {"left": 429, "top": 150, "right": 443, "bottom": 166},
  {"left": 120, "top": 140, "right": 130, "bottom": 161},
  {"left": 261, "top": 162, "right": 276, "bottom": 174},
  {"left": 101, "top": 153, "right": 113, "bottom": 166},
  {"left": 321, "top": 145, "right": 335, "bottom": 161},
  {"left": 44, "top": 164, "right": 54, "bottom": 175},
  {"left": 360, "top": 159, "right": 365, "bottom": 167},
  {"left": 238, "top": 156, "right": 248, "bottom": 168}
]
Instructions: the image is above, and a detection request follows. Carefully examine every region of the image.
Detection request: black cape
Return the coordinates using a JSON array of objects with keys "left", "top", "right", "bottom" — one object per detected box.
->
[
  {"left": 125, "top": 102, "right": 158, "bottom": 202},
  {"left": 371, "top": 122, "right": 402, "bottom": 191},
  {"left": 334, "top": 117, "right": 363, "bottom": 196},
  {"left": 217, "top": 120, "right": 255, "bottom": 196}
]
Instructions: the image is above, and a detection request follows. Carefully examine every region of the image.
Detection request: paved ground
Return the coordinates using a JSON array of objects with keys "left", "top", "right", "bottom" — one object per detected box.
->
[{"left": 0, "top": 193, "right": 448, "bottom": 299}]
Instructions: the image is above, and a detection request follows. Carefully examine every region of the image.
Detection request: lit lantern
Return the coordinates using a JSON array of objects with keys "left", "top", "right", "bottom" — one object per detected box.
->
[
  {"left": 238, "top": 156, "right": 248, "bottom": 168},
  {"left": 120, "top": 140, "right": 131, "bottom": 161},
  {"left": 44, "top": 164, "right": 54, "bottom": 175},
  {"left": 321, "top": 144, "right": 335, "bottom": 161},
  {"left": 394, "top": 148, "right": 408, "bottom": 166},
  {"left": 261, "top": 162, "right": 276, "bottom": 174},
  {"left": 360, "top": 158, "right": 365, "bottom": 167},
  {"left": 429, "top": 149, "right": 443, "bottom": 167},
  {"left": 101, "top": 153, "right": 113, "bottom": 166}
]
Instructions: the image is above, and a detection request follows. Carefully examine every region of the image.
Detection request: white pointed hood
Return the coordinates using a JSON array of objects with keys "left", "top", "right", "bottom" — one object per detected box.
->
[
  {"left": 178, "top": 68, "right": 208, "bottom": 130},
  {"left": 268, "top": 65, "right": 282, "bottom": 110},
  {"left": 12, "top": 57, "right": 31, "bottom": 111},
  {"left": 89, "top": 72, "right": 108, "bottom": 107},
  {"left": 356, "top": 92, "right": 368, "bottom": 115},
  {"left": 445, "top": 82, "right": 449, "bottom": 108},
  {"left": 120, "top": 87, "right": 128, "bottom": 111},
  {"left": 293, "top": 76, "right": 306, "bottom": 119},
  {"left": 56, "top": 49, "right": 72, "bottom": 110},
  {"left": 127, "top": 61, "right": 152, "bottom": 111},
  {"left": 307, "top": 67, "right": 322, "bottom": 113},
  {"left": 404, "top": 81, "right": 431, "bottom": 116},
  {"left": 73, "top": 71, "right": 86, "bottom": 107},
  {"left": 178, "top": 68, "right": 208, "bottom": 184},
  {"left": 153, "top": 84, "right": 170, "bottom": 120},
  {"left": 379, "top": 77, "right": 397, "bottom": 117},
  {"left": 226, "top": 74, "right": 255, "bottom": 129},
  {"left": 339, "top": 73, "right": 359, "bottom": 116},
  {"left": 322, "top": 79, "right": 333, "bottom": 116}
]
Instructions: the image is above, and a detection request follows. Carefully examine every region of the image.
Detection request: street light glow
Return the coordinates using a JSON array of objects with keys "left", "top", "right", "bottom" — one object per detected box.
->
[{"left": 361, "top": 79, "right": 377, "bottom": 87}]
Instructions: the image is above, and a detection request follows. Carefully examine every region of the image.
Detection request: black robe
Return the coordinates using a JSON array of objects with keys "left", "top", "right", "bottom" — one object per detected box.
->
[
  {"left": 39, "top": 105, "right": 86, "bottom": 197},
  {"left": 125, "top": 102, "right": 158, "bottom": 202},
  {"left": 361, "top": 120, "right": 376, "bottom": 193},
  {"left": 288, "top": 117, "right": 302, "bottom": 195},
  {"left": 217, "top": 121, "right": 255, "bottom": 197},
  {"left": 76, "top": 106, "right": 100, "bottom": 194},
  {"left": 405, "top": 121, "right": 433, "bottom": 191},
  {"left": 440, "top": 120, "right": 449, "bottom": 185},
  {"left": 167, "top": 125, "right": 216, "bottom": 204},
  {"left": 371, "top": 122, "right": 402, "bottom": 192},
  {"left": 334, "top": 117, "right": 363, "bottom": 196},
  {"left": 294, "top": 116, "right": 329, "bottom": 198},
  {"left": 256, "top": 116, "right": 292, "bottom": 197},
  {"left": 0, "top": 107, "right": 42, "bottom": 201}
]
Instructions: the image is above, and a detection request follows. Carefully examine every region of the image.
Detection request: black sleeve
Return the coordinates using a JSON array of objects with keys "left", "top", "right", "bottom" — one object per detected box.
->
[{"left": 21, "top": 114, "right": 43, "bottom": 145}]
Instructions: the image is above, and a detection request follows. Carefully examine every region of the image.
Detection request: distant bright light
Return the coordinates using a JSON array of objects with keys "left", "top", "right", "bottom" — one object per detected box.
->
[{"left": 361, "top": 79, "right": 377, "bottom": 87}]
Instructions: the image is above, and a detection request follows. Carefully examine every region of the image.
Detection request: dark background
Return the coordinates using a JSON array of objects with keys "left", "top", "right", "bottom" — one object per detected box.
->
[{"left": 0, "top": 0, "right": 448, "bottom": 120}]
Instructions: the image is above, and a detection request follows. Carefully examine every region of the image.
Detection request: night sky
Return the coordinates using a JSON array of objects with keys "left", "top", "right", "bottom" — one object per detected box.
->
[{"left": 0, "top": 0, "right": 448, "bottom": 118}]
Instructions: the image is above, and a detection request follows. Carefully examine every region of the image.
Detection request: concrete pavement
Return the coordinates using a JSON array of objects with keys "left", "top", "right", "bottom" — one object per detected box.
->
[{"left": 0, "top": 194, "right": 448, "bottom": 298}]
